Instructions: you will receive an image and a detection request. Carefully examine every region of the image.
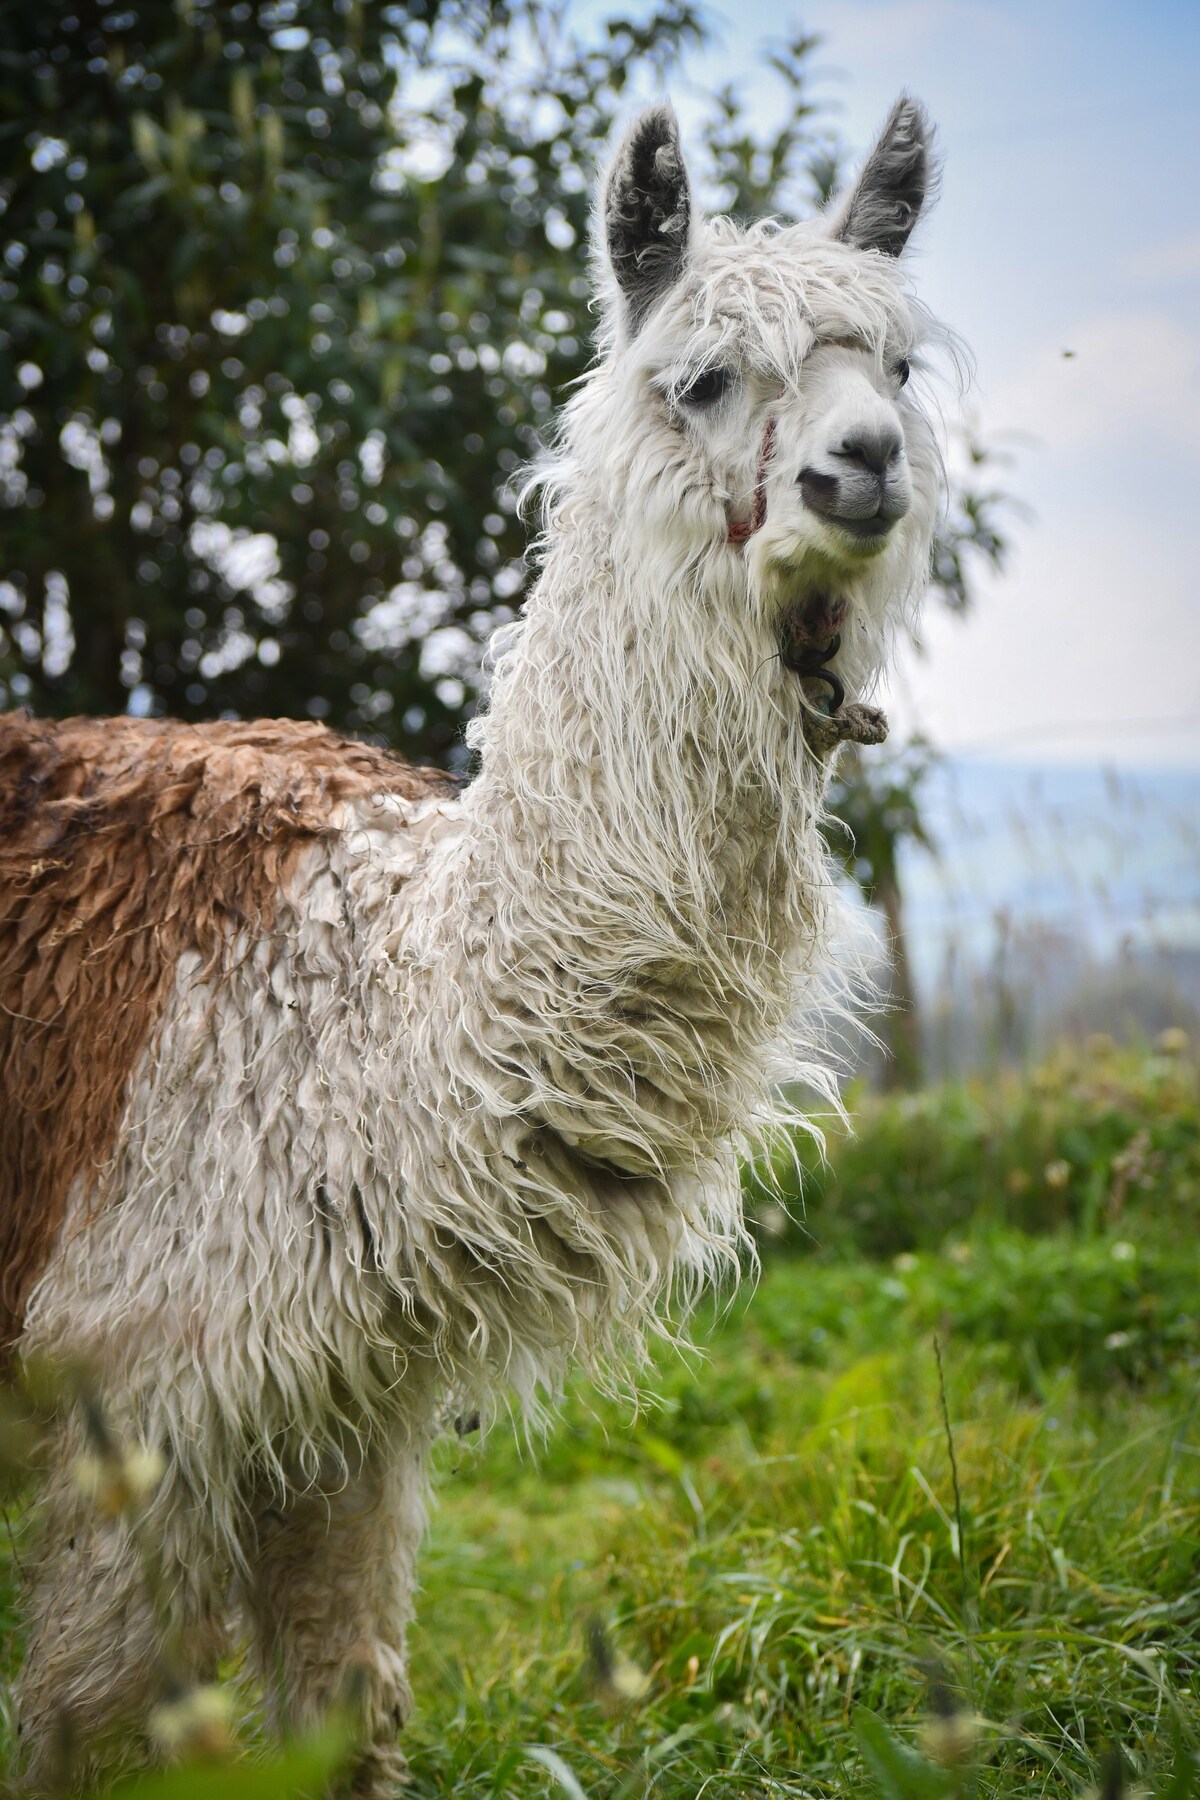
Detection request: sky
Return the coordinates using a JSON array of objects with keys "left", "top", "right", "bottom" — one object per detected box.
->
[{"left": 580, "top": 0, "right": 1200, "bottom": 769}]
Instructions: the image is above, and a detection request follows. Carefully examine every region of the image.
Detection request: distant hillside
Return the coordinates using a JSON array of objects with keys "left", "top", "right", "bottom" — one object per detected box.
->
[{"left": 896, "top": 760, "right": 1200, "bottom": 1066}]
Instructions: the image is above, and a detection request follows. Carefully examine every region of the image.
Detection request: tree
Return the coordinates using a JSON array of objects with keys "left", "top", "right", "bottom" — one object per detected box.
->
[
  {"left": 0, "top": 0, "right": 703, "bottom": 756},
  {"left": 823, "top": 737, "right": 937, "bottom": 1090}
]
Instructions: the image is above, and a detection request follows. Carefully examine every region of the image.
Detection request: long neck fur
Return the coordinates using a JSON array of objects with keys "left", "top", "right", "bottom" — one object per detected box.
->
[{"left": 387, "top": 449, "right": 845, "bottom": 1409}]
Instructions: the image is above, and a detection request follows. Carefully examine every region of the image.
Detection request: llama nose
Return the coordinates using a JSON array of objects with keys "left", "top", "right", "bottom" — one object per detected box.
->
[
  {"left": 834, "top": 426, "right": 903, "bottom": 477},
  {"left": 799, "top": 422, "right": 910, "bottom": 535}
]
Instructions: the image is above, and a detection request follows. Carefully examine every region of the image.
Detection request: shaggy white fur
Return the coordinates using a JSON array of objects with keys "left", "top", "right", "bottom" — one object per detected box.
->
[{"left": 14, "top": 97, "right": 947, "bottom": 1793}]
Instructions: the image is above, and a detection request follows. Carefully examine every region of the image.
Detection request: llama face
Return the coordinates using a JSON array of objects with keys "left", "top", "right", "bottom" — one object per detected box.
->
[{"left": 595, "top": 99, "right": 942, "bottom": 727}]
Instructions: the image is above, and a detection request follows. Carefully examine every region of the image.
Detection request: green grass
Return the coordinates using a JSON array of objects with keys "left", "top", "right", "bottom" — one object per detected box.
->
[
  {"left": 748, "top": 1036, "right": 1200, "bottom": 1259},
  {"left": 401, "top": 1046, "right": 1200, "bottom": 1798},
  {"left": 403, "top": 1238, "right": 1198, "bottom": 1797},
  {"left": 2, "top": 1045, "right": 1198, "bottom": 1796}
]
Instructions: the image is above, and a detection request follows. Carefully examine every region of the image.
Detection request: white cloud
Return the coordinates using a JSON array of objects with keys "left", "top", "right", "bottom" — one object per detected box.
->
[{"left": 983, "top": 311, "right": 1200, "bottom": 455}]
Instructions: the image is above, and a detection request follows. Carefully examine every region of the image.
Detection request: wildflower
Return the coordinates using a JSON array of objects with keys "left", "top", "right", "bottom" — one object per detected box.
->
[
  {"left": 1109, "top": 1129, "right": 1152, "bottom": 1213},
  {"left": 585, "top": 1618, "right": 650, "bottom": 1708},
  {"left": 1156, "top": 1027, "right": 1189, "bottom": 1056},
  {"left": 1080, "top": 1746, "right": 1149, "bottom": 1799},
  {"left": 918, "top": 1710, "right": 984, "bottom": 1766},
  {"left": 1043, "top": 1159, "right": 1071, "bottom": 1191},
  {"left": 73, "top": 1444, "right": 164, "bottom": 1519},
  {"left": 150, "top": 1684, "right": 235, "bottom": 1760}
]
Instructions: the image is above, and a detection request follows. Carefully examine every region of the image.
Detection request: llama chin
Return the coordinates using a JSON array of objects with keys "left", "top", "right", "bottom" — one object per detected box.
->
[{"left": 3, "top": 96, "right": 947, "bottom": 1795}]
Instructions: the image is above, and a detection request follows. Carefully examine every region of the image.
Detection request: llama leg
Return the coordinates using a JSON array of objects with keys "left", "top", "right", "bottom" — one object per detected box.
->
[
  {"left": 15, "top": 1446, "right": 224, "bottom": 1793},
  {"left": 242, "top": 1444, "right": 428, "bottom": 1799}
]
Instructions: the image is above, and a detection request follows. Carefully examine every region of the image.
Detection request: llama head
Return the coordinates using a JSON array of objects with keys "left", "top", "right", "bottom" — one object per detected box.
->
[{"left": 570, "top": 96, "right": 946, "bottom": 738}]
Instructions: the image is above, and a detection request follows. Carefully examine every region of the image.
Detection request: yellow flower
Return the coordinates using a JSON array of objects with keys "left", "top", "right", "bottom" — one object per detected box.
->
[
  {"left": 74, "top": 1444, "right": 164, "bottom": 1519},
  {"left": 917, "top": 1711, "right": 985, "bottom": 1766},
  {"left": 150, "top": 1684, "right": 235, "bottom": 1759}
]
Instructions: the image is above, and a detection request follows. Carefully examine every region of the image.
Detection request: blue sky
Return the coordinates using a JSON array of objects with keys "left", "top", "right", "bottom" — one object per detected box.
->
[{"left": 579, "top": 0, "right": 1200, "bottom": 767}]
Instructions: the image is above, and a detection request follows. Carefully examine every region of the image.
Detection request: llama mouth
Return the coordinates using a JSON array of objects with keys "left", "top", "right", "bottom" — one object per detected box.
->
[
  {"left": 831, "top": 515, "right": 895, "bottom": 547},
  {"left": 776, "top": 593, "right": 889, "bottom": 751}
]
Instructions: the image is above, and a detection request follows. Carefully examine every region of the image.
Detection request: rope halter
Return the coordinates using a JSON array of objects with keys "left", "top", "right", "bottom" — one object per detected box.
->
[{"left": 726, "top": 414, "right": 777, "bottom": 547}]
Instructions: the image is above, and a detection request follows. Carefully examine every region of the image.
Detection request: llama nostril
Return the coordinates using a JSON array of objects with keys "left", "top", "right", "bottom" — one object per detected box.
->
[
  {"left": 798, "top": 467, "right": 840, "bottom": 516},
  {"left": 835, "top": 428, "right": 903, "bottom": 477}
]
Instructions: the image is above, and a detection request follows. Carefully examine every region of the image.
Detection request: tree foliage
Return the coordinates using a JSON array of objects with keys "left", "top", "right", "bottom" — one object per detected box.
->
[
  {"left": 1, "top": 0, "right": 1006, "bottom": 771},
  {"left": 0, "top": 0, "right": 705, "bottom": 756},
  {"left": 824, "top": 737, "right": 939, "bottom": 1086}
]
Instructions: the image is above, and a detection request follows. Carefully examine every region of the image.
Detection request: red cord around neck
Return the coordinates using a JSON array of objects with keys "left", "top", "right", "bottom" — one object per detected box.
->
[{"left": 726, "top": 414, "right": 777, "bottom": 546}]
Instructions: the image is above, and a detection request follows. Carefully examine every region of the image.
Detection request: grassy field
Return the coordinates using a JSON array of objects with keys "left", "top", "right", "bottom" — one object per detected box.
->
[{"left": 2, "top": 1042, "right": 1198, "bottom": 1796}]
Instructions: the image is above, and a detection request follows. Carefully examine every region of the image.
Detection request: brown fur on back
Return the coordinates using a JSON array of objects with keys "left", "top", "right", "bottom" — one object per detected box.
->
[{"left": 0, "top": 713, "right": 454, "bottom": 1355}]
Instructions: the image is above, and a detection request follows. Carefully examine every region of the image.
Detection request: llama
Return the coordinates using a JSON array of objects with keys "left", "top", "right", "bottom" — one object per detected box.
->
[{"left": 2, "top": 97, "right": 943, "bottom": 1792}]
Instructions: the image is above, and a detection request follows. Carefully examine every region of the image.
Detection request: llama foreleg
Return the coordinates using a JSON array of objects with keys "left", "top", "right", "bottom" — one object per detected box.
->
[
  {"left": 241, "top": 1443, "right": 428, "bottom": 1799},
  {"left": 15, "top": 1440, "right": 225, "bottom": 1794}
]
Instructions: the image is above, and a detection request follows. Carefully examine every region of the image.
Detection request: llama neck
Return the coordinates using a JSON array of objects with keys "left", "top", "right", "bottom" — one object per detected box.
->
[{"left": 439, "top": 522, "right": 837, "bottom": 1176}]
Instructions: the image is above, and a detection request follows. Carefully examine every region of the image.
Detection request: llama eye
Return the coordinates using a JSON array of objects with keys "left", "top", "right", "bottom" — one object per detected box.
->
[
  {"left": 678, "top": 366, "right": 731, "bottom": 409},
  {"left": 894, "top": 357, "right": 912, "bottom": 388}
]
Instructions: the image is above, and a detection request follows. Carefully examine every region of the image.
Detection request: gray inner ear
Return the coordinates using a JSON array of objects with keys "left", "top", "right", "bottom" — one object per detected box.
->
[
  {"left": 605, "top": 104, "right": 691, "bottom": 333},
  {"left": 836, "top": 96, "right": 932, "bottom": 258}
]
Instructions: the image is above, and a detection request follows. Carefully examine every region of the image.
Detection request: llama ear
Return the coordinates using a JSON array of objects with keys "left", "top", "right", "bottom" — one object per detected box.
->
[
  {"left": 831, "top": 95, "right": 935, "bottom": 257},
  {"left": 603, "top": 103, "right": 692, "bottom": 332}
]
